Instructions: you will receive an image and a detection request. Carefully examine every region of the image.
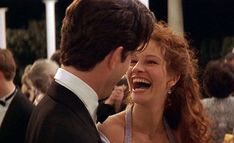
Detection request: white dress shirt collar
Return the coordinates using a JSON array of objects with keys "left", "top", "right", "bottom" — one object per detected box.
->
[
  {"left": 0, "top": 87, "right": 15, "bottom": 102},
  {"left": 54, "top": 68, "right": 98, "bottom": 123}
]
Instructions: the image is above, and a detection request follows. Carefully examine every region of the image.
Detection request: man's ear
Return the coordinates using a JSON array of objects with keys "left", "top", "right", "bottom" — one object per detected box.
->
[{"left": 107, "top": 46, "right": 124, "bottom": 70}]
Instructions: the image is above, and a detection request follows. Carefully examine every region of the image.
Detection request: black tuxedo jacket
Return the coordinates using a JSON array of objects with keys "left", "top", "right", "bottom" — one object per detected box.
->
[
  {"left": 0, "top": 90, "right": 34, "bottom": 143},
  {"left": 25, "top": 81, "right": 102, "bottom": 143}
]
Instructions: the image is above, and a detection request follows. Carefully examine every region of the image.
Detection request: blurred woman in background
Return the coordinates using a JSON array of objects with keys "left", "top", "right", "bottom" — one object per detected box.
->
[{"left": 202, "top": 59, "right": 234, "bottom": 143}]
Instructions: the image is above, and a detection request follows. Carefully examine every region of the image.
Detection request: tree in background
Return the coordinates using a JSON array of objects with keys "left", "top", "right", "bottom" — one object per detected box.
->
[{"left": 7, "top": 20, "right": 47, "bottom": 86}]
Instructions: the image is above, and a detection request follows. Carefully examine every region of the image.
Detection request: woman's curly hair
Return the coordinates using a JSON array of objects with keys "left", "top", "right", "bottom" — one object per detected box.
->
[{"left": 152, "top": 21, "right": 211, "bottom": 143}]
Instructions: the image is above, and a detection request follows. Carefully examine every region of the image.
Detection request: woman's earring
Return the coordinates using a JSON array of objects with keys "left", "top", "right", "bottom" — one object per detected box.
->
[
  {"left": 168, "top": 89, "right": 172, "bottom": 95},
  {"left": 166, "top": 89, "right": 172, "bottom": 107}
]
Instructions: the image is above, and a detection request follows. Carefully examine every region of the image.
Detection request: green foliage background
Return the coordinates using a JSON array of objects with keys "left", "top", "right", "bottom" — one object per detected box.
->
[{"left": 6, "top": 20, "right": 60, "bottom": 86}]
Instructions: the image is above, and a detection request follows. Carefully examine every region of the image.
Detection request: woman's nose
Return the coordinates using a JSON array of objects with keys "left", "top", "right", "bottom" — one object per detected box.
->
[{"left": 132, "top": 62, "right": 144, "bottom": 73}]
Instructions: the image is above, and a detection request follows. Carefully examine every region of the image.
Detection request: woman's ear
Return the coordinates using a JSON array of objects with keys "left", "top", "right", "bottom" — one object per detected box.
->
[{"left": 167, "top": 74, "right": 180, "bottom": 89}]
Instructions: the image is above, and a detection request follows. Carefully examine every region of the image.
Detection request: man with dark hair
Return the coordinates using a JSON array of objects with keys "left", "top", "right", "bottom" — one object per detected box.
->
[
  {"left": 26, "top": 0, "right": 155, "bottom": 143},
  {"left": 0, "top": 49, "right": 34, "bottom": 143}
]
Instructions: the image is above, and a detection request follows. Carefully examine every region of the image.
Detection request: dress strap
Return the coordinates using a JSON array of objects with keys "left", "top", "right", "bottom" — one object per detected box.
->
[{"left": 124, "top": 104, "right": 133, "bottom": 143}]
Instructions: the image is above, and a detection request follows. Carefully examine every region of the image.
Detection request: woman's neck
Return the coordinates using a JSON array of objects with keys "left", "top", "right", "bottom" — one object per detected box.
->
[{"left": 132, "top": 104, "right": 165, "bottom": 137}]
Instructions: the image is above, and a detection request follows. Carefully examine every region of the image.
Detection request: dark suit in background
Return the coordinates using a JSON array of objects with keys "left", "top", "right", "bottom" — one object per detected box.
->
[
  {"left": 0, "top": 90, "right": 34, "bottom": 143},
  {"left": 25, "top": 81, "right": 101, "bottom": 143}
]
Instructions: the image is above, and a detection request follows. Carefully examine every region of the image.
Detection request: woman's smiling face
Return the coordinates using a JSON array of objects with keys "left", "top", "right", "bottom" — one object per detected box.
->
[{"left": 127, "top": 40, "right": 177, "bottom": 107}]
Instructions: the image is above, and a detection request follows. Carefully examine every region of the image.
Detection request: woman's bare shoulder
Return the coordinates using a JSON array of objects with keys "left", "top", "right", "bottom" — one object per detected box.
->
[
  {"left": 97, "top": 111, "right": 126, "bottom": 143},
  {"left": 98, "top": 111, "right": 125, "bottom": 132}
]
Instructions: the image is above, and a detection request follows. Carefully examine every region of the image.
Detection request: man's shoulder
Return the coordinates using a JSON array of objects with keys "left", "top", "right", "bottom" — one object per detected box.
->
[
  {"left": 26, "top": 95, "right": 100, "bottom": 143},
  {"left": 8, "top": 90, "right": 34, "bottom": 115},
  {"left": 30, "top": 94, "right": 87, "bottom": 125}
]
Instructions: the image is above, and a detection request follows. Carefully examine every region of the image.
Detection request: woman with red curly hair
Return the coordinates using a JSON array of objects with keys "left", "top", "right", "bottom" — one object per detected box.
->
[{"left": 98, "top": 22, "right": 211, "bottom": 143}]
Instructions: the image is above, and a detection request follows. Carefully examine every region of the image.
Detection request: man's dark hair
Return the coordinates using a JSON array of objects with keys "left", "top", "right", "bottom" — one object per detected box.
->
[
  {"left": 203, "top": 59, "right": 234, "bottom": 98},
  {"left": 0, "top": 49, "right": 16, "bottom": 80},
  {"left": 60, "top": 0, "right": 155, "bottom": 71}
]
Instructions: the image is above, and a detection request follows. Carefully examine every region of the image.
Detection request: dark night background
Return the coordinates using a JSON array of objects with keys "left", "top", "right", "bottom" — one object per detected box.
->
[
  {"left": 0, "top": 0, "right": 234, "bottom": 86},
  {"left": 1, "top": 0, "right": 233, "bottom": 38},
  {"left": 150, "top": 0, "right": 234, "bottom": 69}
]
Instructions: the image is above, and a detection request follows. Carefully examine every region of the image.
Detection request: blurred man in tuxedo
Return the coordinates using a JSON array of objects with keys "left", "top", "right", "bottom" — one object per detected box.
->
[{"left": 0, "top": 49, "right": 34, "bottom": 143}]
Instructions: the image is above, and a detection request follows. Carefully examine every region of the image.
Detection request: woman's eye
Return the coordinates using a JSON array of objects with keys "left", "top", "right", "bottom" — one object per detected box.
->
[{"left": 147, "top": 60, "right": 157, "bottom": 64}]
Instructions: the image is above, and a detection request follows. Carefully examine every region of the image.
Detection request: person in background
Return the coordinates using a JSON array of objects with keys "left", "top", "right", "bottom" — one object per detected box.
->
[
  {"left": 223, "top": 131, "right": 234, "bottom": 143},
  {"left": 27, "top": 59, "right": 59, "bottom": 105},
  {"left": 25, "top": 0, "right": 155, "bottom": 142},
  {"left": 97, "top": 76, "right": 129, "bottom": 123},
  {"left": 50, "top": 50, "right": 61, "bottom": 66},
  {"left": 21, "top": 64, "right": 37, "bottom": 102},
  {"left": 202, "top": 59, "right": 234, "bottom": 143},
  {"left": 98, "top": 22, "right": 211, "bottom": 143},
  {"left": 225, "top": 52, "right": 234, "bottom": 97},
  {"left": 0, "top": 49, "right": 34, "bottom": 143},
  {"left": 225, "top": 52, "right": 234, "bottom": 67}
]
